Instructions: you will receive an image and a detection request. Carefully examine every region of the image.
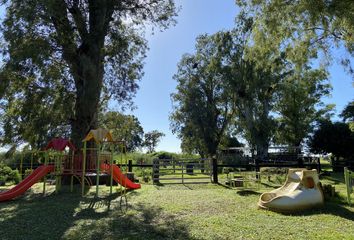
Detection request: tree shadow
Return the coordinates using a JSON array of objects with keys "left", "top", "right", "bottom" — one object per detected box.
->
[
  {"left": 0, "top": 188, "right": 194, "bottom": 240},
  {"left": 277, "top": 202, "right": 354, "bottom": 222},
  {"left": 236, "top": 190, "right": 261, "bottom": 196},
  {"left": 260, "top": 182, "right": 281, "bottom": 188},
  {"left": 216, "top": 182, "right": 233, "bottom": 189}
]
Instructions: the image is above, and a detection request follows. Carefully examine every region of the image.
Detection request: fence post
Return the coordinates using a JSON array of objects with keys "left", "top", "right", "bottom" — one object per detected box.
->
[
  {"left": 153, "top": 158, "right": 160, "bottom": 184},
  {"left": 255, "top": 158, "right": 260, "bottom": 173},
  {"left": 317, "top": 157, "right": 321, "bottom": 173},
  {"left": 212, "top": 157, "right": 218, "bottom": 184},
  {"left": 297, "top": 157, "right": 304, "bottom": 168},
  {"left": 128, "top": 160, "right": 133, "bottom": 172},
  {"left": 181, "top": 161, "right": 184, "bottom": 184}
]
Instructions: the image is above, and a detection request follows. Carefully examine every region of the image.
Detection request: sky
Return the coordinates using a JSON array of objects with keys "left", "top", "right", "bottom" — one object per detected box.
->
[
  {"left": 0, "top": 1, "right": 353, "bottom": 153},
  {"left": 121, "top": 0, "right": 240, "bottom": 152}
]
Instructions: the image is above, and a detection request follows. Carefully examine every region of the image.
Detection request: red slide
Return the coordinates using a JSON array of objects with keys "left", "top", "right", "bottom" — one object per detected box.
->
[
  {"left": 0, "top": 165, "right": 54, "bottom": 202},
  {"left": 101, "top": 163, "right": 141, "bottom": 189}
]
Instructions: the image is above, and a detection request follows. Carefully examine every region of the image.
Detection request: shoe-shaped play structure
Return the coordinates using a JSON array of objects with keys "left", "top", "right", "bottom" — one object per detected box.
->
[{"left": 258, "top": 168, "right": 324, "bottom": 212}]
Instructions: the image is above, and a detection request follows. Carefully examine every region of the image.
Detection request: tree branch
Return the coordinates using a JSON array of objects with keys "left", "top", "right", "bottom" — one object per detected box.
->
[
  {"left": 67, "top": 0, "right": 88, "bottom": 41},
  {"left": 48, "top": 0, "right": 79, "bottom": 71}
]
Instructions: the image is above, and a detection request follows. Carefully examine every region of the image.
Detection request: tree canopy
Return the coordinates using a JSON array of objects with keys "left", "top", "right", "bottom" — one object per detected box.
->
[
  {"left": 274, "top": 67, "right": 332, "bottom": 148},
  {"left": 309, "top": 119, "right": 354, "bottom": 159},
  {"left": 171, "top": 15, "right": 332, "bottom": 159},
  {"left": 236, "top": 0, "right": 354, "bottom": 73},
  {"left": 144, "top": 130, "right": 165, "bottom": 153},
  {"left": 170, "top": 33, "right": 234, "bottom": 157},
  {"left": 340, "top": 100, "right": 354, "bottom": 131},
  {"left": 0, "top": 0, "right": 177, "bottom": 148},
  {"left": 99, "top": 111, "right": 144, "bottom": 152}
]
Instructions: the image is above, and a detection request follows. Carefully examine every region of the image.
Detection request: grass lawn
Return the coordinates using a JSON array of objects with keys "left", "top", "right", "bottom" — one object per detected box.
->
[{"left": 0, "top": 172, "right": 353, "bottom": 240}]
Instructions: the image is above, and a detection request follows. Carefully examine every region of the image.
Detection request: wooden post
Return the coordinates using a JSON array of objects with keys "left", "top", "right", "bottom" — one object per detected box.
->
[
  {"left": 181, "top": 161, "right": 184, "bottom": 184},
  {"left": 173, "top": 158, "right": 175, "bottom": 174},
  {"left": 344, "top": 167, "right": 351, "bottom": 205},
  {"left": 317, "top": 157, "right": 321, "bottom": 173},
  {"left": 297, "top": 157, "right": 304, "bottom": 168},
  {"left": 255, "top": 157, "right": 260, "bottom": 173},
  {"left": 153, "top": 158, "right": 160, "bottom": 184},
  {"left": 110, "top": 146, "right": 114, "bottom": 195},
  {"left": 212, "top": 157, "right": 218, "bottom": 184},
  {"left": 128, "top": 160, "right": 133, "bottom": 172}
]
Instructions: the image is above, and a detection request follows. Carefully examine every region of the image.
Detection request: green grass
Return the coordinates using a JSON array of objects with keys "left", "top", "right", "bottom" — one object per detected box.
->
[{"left": 0, "top": 173, "right": 353, "bottom": 240}]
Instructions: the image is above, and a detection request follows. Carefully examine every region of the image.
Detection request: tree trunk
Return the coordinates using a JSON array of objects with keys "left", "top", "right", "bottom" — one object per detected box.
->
[
  {"left": 71, "top": 47, "right": 104, "bottom": 148},
  {"left": 256, "top": 140, "right": 269, "bottom": 162}
]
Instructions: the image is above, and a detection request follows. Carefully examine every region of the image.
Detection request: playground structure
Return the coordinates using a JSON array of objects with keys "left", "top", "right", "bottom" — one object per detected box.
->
[
  {"left": 344, "top": 167, "right": 354, "bottom": 205},
  {"left": 258, "top": 168, "right": 324, "bottom": 212},
  {"left": 0, "top": 128, "right": 140, "bottom": 202}
]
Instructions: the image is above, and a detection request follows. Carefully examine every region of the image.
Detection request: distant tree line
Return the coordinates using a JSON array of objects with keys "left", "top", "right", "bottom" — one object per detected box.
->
[{"left": 170, "top": 15, "right": 334, "bottom": 159}]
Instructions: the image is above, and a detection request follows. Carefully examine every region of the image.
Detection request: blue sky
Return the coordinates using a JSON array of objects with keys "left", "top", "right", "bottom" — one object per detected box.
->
[
  {"left": 122, "top": 0, "right": 239, "bottom": 152},
  {"left": 0, "top": 1, "right": 353, "bottom": 152},
  {"left": 123, "top": 0, "right": 353, "bottom": 152}
]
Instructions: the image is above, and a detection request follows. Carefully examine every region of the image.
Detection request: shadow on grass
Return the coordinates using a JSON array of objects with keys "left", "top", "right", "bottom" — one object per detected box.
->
[
  {"left": 322, "top": 176, "right": 344, "bottom": 184},
  {"left": 216, "top": 183, "right": 233, "bottom": 189},
  {"left": 0, "top": 187, "right": 194, "bottom": 240},
  {"left": 260, "top": 182, "right": 281, "bottom": 188},
  {"left": 277, "top": 202, "right": 354, "bottom": 221},
  {"left": 236, "top": 190, "right": 261, "bottom": 196}
]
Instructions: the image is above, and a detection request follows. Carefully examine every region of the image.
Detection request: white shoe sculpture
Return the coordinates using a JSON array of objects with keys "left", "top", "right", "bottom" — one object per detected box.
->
[{"left": 258, "top": 169, "right": 324, "bottom": 212}]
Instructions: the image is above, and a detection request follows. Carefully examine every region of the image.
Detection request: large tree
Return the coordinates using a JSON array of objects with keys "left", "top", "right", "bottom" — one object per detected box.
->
[
  {"left": 99, "top": 111, "right": 144, "bottom": 152},
  {"left": 309, "top": 119, "right": 354, "bottom": 160},
  {"left": 144, "top": 130, "right": 165, "bottom": 153},
  {"left": 170, "top": 33, "right": 234, "bottom": 157},
  {"left": 236, "top": 0, "right": 354, "bottom": 72},
  {"left": 274, "top": 67, "right": 332, "bottom": 148},
  {"left": 217, "top": 20, "right": 284, "bottom": 160},
  {"left": 0, "top": 0, "right": 177, "bottom": 148},
  {"left": 340, "top": 100, "right": 354, "bottom": 131}
]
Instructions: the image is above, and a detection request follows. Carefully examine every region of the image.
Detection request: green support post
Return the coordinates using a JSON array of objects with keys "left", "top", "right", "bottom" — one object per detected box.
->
[
  {"left": 43, "top": 152, "right": 48, "bottom": 195},
  {"left": 96, "top": 143, "right": 101, "bottom": 197},
  {"left": 82, "top": 142, "right": 87, "bottom": 196},
  {"left": 110, "top": 146, "right": 114, "bottom": 195},
  {"left": 20, "top": 154, "right": 23, "bottom": 180},
  {"left": 55, "top": 155, "right": 62, "bottom": 194},
  {"left": 30, "top": 152, "right": 33, "bottom": 171},
  {"left": 70, "top": 151, "right": 75, "bottom": 193}
]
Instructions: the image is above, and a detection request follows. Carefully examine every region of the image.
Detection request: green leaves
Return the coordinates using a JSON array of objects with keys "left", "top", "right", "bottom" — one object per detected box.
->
[
  {"left": 172, "top": 18, "right": 331, "bottom": 158},
  {"left": 237, "top": 0, "right": 354, "bottom": 74},
  {"left": 274, "top": 67, "right": 332, "bottom": 147},
  {"left": 144, "top": 130, "right": 165, "bottom": 153},
  {"left": 99, "top": 111, "right": 144, "bottom": 152},
  {"left": 0, "top": 0, "right": 178, "bottom": 147},
  {"left": 171, "top": 32, "right": 235, "bottom": 156}
]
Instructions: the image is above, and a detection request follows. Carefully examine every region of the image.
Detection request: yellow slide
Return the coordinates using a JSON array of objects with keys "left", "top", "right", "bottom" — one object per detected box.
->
[{"left": 258, "top": 169, "right": 324, "bottom": 212}]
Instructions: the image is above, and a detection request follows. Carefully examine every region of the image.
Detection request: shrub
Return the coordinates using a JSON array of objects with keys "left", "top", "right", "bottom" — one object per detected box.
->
[
  {"left": 9, "top": 169, "right": 21, "bottom": 184},
  {"left": 0, "top": 175, "right": 7, "bottom": 185},
  {"left": 0, "top": 164, "right": 22, "bottom": 184}
]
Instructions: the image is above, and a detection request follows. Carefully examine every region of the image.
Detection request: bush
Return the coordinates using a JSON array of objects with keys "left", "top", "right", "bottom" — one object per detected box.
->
[
  {"left": 0, "top": 175, "right": 7, "bottom": 185},
  {"left": 24, "top": 169, "right": 34, "bottom": 177},
  {"left": 148, "top": 151, "right": 200, "bottom": 160},
  {"left": 126, "top": 152, "right": 154, "bottom": 165},
  {"left": 9, "top": 169, "right": 21, "bottom": 184},
  {"left": 0, "top": 164, "right": 22, "bottom": 184}
]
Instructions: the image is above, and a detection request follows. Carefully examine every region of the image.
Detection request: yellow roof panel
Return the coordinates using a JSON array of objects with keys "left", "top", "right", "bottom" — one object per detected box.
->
[{"left": 82, "top": 128, "right": 114, "bottom": 143}]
